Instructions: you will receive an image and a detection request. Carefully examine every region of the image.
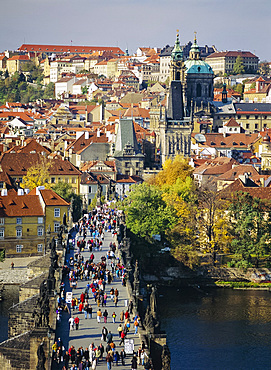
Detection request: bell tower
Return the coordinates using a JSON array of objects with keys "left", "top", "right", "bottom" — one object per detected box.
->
[{"left": 169, "top": 30, "right": 185, "bottom": 84}]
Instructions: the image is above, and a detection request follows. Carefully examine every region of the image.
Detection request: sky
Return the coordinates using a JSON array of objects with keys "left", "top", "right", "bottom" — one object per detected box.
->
[{"left": 1, "top": 0, "right": 271, "bottom": 61}]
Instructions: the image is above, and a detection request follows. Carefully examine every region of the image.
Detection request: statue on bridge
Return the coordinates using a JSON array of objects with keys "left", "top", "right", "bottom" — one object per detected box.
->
[{"left": 36, "top": 342, "right": 46, "bottom": 370}]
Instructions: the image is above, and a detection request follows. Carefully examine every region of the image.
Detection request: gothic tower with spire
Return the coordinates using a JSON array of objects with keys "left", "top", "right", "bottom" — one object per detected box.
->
[{"left": 159, "top": 31, "right": 193, "bottom": 164}]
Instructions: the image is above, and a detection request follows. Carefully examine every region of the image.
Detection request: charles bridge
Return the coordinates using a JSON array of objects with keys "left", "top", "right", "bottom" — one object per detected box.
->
[{"left": 0, "top": 216, "right": 171, "bottom": 370}]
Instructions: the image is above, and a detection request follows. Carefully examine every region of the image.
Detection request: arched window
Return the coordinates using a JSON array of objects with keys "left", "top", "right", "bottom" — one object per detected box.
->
[
  {"left": 176, "top": 71, "right": 180, "bottom": 80},
  {"left": 196, "top": 83, "right": 201, "bottom": 97}
]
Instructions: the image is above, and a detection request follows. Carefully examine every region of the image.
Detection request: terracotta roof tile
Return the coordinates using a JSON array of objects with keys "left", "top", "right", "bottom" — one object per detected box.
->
[{"left": 0, "top": 190, "right": 43, "bottom": 217}]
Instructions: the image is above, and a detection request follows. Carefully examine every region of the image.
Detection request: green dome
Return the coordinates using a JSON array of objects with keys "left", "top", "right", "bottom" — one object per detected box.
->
[
  {"left": 171, "top": 32, "right": 183, "bottom": 61},
  {"left": 185, "top": 59, "right": 213, "bottom": 74}
]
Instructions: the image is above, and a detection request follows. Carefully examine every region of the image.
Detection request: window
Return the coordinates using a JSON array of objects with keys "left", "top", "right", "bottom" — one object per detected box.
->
[
  {"left": 16, "top": 217, "right": 22, "bottom": 224},
  {"left": 54, "top": 208, "right": 60, "bottom": 218},
  {"left": 89, "top": 186, "right": 92, "bottom": 193},
  {"left": 38, "top": 217, "right": 43, "bottom": 224},
  {"left": 38, "top": 227, "right": 43, "bottom": 236},
  {"left": 255, "top": 124, "right": 258, "bottom": 129},
  {"left": 0, "top": 228, "right": 4, "bottom": 238},
  {"left": 0, "top": 218, "right": 4, "bottom": 225},
  {"left": 72, "top": 177, "right": 76, "bottom": 184},
  {"left": 16, "top": 245, "right": 23, "bottom": 253},
  {"left": 37, "top": 244, "right": 43, "bottom": 253},
  {"left": 246, "top": 123, "right": 249, "bottom": 129},
  {"left": 16, "top": 228, "right": 22, "bottom": 238},
  {"left": 51, "top": 177, "right": 56, "bottom": 184},
  {"left": 54, "top": 222, "right": 60, "bottom": 233}
]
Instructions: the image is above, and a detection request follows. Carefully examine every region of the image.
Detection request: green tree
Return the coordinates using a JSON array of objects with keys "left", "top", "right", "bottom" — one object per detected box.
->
[
  {"left": 52, "top": 182, "right": 73, "bottom": 201},
  {"left": 229, "top": 192, "right": 271, "bottom": 267},
  {"left": 233, "top": 56, "right": 245, "bottom": 75},
  {"left": 43, "top": 82, "right": 55, "bottom": 99},
  {"left": 52, "top": 182, "right": 82, "bottom": 222},
  {"left": 258, "top": 61, "right": 270, "bottom": 75},
  {"left": 81, "top": 86, "right": 88, "bottom": 95},
  {"left": 121, "top": 182, "right": 178, "bottom": 240}
]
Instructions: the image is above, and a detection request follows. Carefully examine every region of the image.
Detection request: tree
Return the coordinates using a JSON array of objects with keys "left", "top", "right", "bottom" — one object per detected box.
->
[
  {"left": 196, "top": 187, "right": 231, "bottom": 256},
  {"left": 121, "top": 182, "right": 178, "bottom": 240},
  {"left": 233, "top": 56, "right": 245, "bottom": 75},
  {"left": 81, "top": 86, "right": 88, "bottom": 95},
  {"left": 258, "top": 61, "right": 270, "bottom": 76},
  {"left": 43, "top": 82, "right": 55, "bottom": 99},
  {"left": 52, "top": 182, "right": 82, "bottom": 222},
  {"left": 52, "top": 182, "right": 72, "bottom": 201},
  {"left": 21, "top": 158, "right": 52, "bottom": 190},
  {"left": 229, "top": 192, "right": 271, "bottom": 267},
  {"left": 153, "top": 155, "right": 193, "bottom": 189}
]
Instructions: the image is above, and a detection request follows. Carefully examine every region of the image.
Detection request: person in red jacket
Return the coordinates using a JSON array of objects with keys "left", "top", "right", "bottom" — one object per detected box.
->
[
  {"left": 119, "top": 330, "right": 126, "bottom": 345},
  {"left": 80, "top": 292, "right": 85, "bottom": 303},
  {"left": 74, "top": 316, "right": 80, "bottom": 330}
]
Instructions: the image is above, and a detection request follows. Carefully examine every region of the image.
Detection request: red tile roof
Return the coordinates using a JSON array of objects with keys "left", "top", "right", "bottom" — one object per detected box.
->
[
  {"left": 18, "top": 44, "right": 124, "bottom": 55},
  {"left": 39, "top": 189, "right": 69, "bottom": 206},
  {"left": 206, "top": 51, "right": 258, "bottom": 59},
  {"left": 0, "top": 153, "right": 81, "bottom": 176},
  {"left": 0, "top": 190, "right": 44, "bottom": 217},
  {"left": 224, "top": 118, "right": 241, "bottom": 127}
]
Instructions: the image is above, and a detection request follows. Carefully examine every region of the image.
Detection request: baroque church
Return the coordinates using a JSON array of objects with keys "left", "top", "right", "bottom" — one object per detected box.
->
[{"left": 151, "top": 32, "right": 214, "bottom": 164}]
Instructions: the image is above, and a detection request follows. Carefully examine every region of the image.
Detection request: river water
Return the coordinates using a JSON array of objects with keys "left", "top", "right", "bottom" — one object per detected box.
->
[
  {"left": 158, "top": 287, "right": 271, "bottom": 370},
  {"left": 0, "top": 285, "right": 19, "bottom": 343}
]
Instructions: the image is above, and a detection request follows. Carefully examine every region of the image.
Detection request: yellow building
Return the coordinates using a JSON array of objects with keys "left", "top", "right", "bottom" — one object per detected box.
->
[
  {"left": 0, "top": 187, "right": 68, "bottom": 257},
  {"left": 6, "top": 55, "right": 30, "bottom": 74},
  {"left": 0, "top": 188, "right": 45, "bottom": 257},
  {"left": 0, "top": 152, "right": 82, "bottom": 195},
  {"left": 35, "top": 187, "right": 69, "bottom": 238},
  {"left": 107, "top": 58, "right": 120, "bottom": 79}
]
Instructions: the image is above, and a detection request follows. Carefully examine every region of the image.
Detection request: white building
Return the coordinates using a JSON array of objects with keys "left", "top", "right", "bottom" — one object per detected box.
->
[{"left": 55, "top": 77, "right": 77, "bottom": 98}]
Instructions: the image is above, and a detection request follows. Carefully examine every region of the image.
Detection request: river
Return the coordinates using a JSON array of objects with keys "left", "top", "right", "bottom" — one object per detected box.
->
[
  {"left": 0, "top": 285, "right": 19, "bottom": 343},
  {"left": 158, "top": 287, "right": 271, "bottom": 370}
]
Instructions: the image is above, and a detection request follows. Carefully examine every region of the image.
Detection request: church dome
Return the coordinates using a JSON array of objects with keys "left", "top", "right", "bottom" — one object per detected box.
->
[{"left": 185, "top": 59, "right": 213, "bottom": 74}]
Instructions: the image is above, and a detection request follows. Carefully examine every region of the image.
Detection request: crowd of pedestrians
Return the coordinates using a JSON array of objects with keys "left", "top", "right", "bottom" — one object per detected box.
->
[{"left": 52, "top": 205, "right": 153, "bottom": 370}]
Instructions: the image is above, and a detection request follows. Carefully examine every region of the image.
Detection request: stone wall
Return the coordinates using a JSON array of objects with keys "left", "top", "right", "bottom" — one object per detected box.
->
[
  {"left": 19, "top": 273, "right": 47, "bottom": 303},
  {"left": 0, "top": 233, "right": 66, "bottom": 369},
  {"left": 8, "top": 295, "right": 39, "bottom": 338},
  {"left": 0, "top": 332, "right": 31, "bottom": 369}
]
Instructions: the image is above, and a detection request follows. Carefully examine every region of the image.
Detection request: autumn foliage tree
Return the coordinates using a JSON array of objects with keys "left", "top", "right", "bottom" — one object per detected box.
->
[
  {"left": 21, "top": 157, "right": 51, "bottom": 190},
  {"left": 229, "top": 192, "right": 271, "bottom": 267}
]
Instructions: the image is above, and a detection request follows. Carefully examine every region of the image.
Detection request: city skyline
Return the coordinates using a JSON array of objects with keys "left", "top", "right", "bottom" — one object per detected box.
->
[{"left": 1, "top": 0, "right": 271, "bottom": 61}]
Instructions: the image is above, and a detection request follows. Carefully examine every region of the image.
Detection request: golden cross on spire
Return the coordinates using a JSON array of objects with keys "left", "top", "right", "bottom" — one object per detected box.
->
[
  {"left": 176, "top": 29, "right": 179, "bottom": 37},
  {"left": 194, "top": 31, "right": 197, "bottom": 42}
]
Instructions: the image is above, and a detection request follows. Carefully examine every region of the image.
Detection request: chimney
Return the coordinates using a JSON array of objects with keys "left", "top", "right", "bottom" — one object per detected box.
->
[
  {"left": 97, "top": 129, "right": 101, "bottom": 138},
  {"left": 85, "top": 131, "right": 89, "bottom": 140}
]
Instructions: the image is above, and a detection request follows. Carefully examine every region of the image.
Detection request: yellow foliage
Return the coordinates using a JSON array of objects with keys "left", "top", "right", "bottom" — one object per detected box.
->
[
  {"left": 154, "top": 155, "right": 193, "bottom": 188},
  {"left": 21, "top": 157, "right": 52, "bottom": 191}
]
